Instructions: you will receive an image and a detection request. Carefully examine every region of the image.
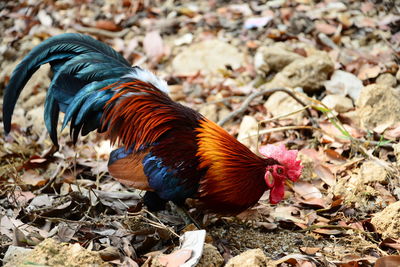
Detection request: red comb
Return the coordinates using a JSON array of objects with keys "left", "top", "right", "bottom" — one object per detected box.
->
[{"left": 259, "top": 144, "right": 303, "bottom": 182}]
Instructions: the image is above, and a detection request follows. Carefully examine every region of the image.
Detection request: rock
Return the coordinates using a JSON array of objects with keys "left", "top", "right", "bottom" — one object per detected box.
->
[
  {"left": 324, "top": 70, "right": 363, "bottom": 101},
  {"left": 199, "top": 104, "right": 218, "bottom": 122},
  {"left": 254, "top": 43, "right": 303, "bottom": 74},
  {"left": 264, "top": 91, "right": 305, "bottom": 124},
  {"left": 3, "top": 246, "right": 32, "bottom": 266},
  {"left": 371, "top": 201, "right": 400, "bottom": 239},
  {"left": 321, "top": 94, "right": 354, "bottom": 113},
  {"left": 197, "top": 244, "right": 224, "bottom": 267},
  {"left": 358, "top": 161, "right": 387, "bottom": 184},
  {"left": 356, "top": 84, "right": 400, "bottom": 133},
  {"left": 396, "top": 69, "right": 400, "bottom": 81},
  {"left": 269, "top": 51, "right": 334, "bottom": 92},
  {"left": 237, "top": 115, "right": 258, "bottom": 152},
  {"left": 172, "top": 40, "right": 244, "bottom": 76},
  {"left": 4, "top": 238, "right": 110, "bottom": 267},
  {"left": 226, "top": 249, "right": 272, "bottom": 267},
  {"left": 376, "top": 73, "right": 397, "bottom": 88}
]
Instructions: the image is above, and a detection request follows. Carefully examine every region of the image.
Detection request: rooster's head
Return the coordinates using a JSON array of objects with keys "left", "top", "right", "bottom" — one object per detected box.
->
[{"left": 260, "top": 144, "right": 303, "bottom": 204}]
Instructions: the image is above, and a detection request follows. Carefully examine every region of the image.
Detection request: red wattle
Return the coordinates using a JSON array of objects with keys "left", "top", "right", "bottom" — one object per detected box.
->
[{"left": 269, "top": 180, "right": 285, "bottom": 204}]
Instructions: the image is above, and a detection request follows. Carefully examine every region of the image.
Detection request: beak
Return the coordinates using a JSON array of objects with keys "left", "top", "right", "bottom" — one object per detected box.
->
[{"left": 285, "top": 179, "right": 294, "bottom": 190}]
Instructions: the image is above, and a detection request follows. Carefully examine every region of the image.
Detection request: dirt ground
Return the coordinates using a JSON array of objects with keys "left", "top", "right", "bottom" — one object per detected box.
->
[{"left": 1, "top": 0, "right": 400, "bottom": 266}]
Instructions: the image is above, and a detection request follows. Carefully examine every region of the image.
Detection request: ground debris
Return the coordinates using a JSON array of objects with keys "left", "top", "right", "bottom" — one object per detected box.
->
[
  {"left": 3, "top": 238, "right": 111, "bottom": 267},
  {"left": 226, "top": 248, "right": 271, "bottom": 267},
  {"left": 371, "top": 201, "right": 400, "bottom": 239},
  {"left": 1, "top": 0, "right": 399, "bottom": 265}
]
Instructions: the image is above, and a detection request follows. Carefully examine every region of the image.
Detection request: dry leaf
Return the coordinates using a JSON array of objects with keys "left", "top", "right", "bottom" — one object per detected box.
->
[
  {"left": 271, "top": 206, "right": 306, "bottom": 224},
  {"left": 20, "top": 170, "right": 47, "bottom": 187},
  {"left": 358, "top": 64, "right": 381, "bottom": 80},
  {"left": 315, "top": 22, "right": 337, "bottom": 35},
  {"left": 312, "top": 227, "right": 342, "bottom": 235},
  {"left": 293, "top": 182, "right": 323, "bottom": 199},
  {"left": 300, "top": 247, "right": 320, "bottom": 255},
  {"left": 380, "top": 238, "right": 400, "bottom": 251},
  {"left": 95, "top": 20, "right": 121, "bottom": 31},
  {"left": 374, "top": 255, "right": 400, "bottom": 267},
  {"left": 314, "top": 164, "right": 336, "bottom": 186}
]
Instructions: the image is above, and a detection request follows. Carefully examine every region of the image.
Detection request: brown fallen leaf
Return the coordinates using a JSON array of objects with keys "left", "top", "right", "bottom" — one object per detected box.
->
[
  {"left": 361, "top": 2, "right": 374, "bottom": 13},
  {"left": 21, "top": 155, "right": 53, "bottom": 170},
  {"left": 20, "top": 170, "right": 47, "bottom": 187},
  {"left": 374, "top": 183, "right": 397, "bottom": 204},
  {"left": 383, "top": 123, "right": 400, "bottom": 140},
  {"left": 315, "top": 22, "right": 337, "bottom": 35},
  {"left": 95, "top": 20, "right": 121, "bottom": 31},
  {"left": 314, "top": 164, "right": 335, "bottom": 186},
  {"left": 7, "top": 190, "right": 35, "bottom": 207},
  {"left": 374, "top": 255, "right": 400, "bottom": 267},
  {"left": 312, "top": 227, "right": 342, "bottom": 235},
  {"left": 358, "top": 64, "right": 381, "bottom": 80},
  {"left": 380, "top": 238, "right": 400, "bottom": 251},
  {"left": 298, "top": 197, "right": 327, "bottom": 209},
  {"left": 271, "top": 206, "right": 306, "bottom": 224},
  {"left": 293, "top": 181, "right": 323, "bottom": 199},
  {"left": 272, "top": 254, "right": 316, "bottom": 266},
  {"left": 325, "top": 148, "right": 346, "bottom": 162},
  {"left": 300, "top": 247, "right": 320, "bottom": 255}
]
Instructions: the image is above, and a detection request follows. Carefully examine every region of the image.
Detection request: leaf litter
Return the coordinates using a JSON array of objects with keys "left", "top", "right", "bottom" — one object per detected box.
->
[{"left": 0, "top": 0, "right": 400, "bottom": 266}]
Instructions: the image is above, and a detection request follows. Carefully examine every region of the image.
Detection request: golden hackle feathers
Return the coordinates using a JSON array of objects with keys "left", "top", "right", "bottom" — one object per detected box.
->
[
  {"left": 101, "top": 80, "right": 201, "bottom": 151},
  {"left": 195, "top": 119, "right": 269, "bottom": 212}
]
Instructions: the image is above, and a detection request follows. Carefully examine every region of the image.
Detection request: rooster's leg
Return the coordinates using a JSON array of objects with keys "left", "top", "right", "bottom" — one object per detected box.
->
[{"left": 143, "top": 191, "right": 167, "bottom": 211}]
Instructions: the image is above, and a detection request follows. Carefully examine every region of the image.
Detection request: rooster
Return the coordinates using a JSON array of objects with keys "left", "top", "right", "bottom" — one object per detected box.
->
[{"left": 3, "top": 33, "right": 302, "bottom": 214}]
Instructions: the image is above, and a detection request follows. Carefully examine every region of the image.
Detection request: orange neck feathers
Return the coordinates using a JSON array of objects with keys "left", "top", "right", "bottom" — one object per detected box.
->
[{"left": 196, "top": 119, "right": 271, "bottom": 213}]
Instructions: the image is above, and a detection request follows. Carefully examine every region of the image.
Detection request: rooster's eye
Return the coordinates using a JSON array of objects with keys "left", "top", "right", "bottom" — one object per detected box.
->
[{"left": 277, "top": 167, "right": 283, "bottom": 174}]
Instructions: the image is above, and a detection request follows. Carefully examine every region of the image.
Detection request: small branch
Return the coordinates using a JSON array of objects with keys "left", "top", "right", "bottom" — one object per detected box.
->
[
  {"left": 239, "top": 126, "right": 321, "bottom": 141},
  {"left": 38, "top": 215, "right": 94, "bottom": 225},
  {"left": 218, "top": 87, "right": 314, "bottom": 126},
  {"left": 73, "top": 24, "right": 130, "bottom": 38},
  {"left": 259, "top": 105, "right": 312, "bottom": 124}
]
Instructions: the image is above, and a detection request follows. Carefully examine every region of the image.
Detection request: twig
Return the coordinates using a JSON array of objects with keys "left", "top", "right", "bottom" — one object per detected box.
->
[
  {"left": 239, "top": 125, "right": 332, "bottom": 141},
  {"left": 299, "top": 224, "right": 362, "bottom": 232},
  {"left": 204, "top": 96, "right": 245, "bottom": 105},
  {"left": 218, "top": 87, "right": 314, "bottom": 126},
  {"left": 36, "top": 163, "right": 65, "bottom": 194},
  {"left": 141, "top": 209, "right": 180, "bottom": 238},
  {"left": 299, "top": 224, "right": 374, "bottom": 239},
  {"left": 37, "top": 215, "right": 94, "bottom": 225},
  {"left": 73, "top": 24, "right": 130, "bottom": 39},
  {"left": 259, "top": 105, "right": 312, "bottom": 124}
]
